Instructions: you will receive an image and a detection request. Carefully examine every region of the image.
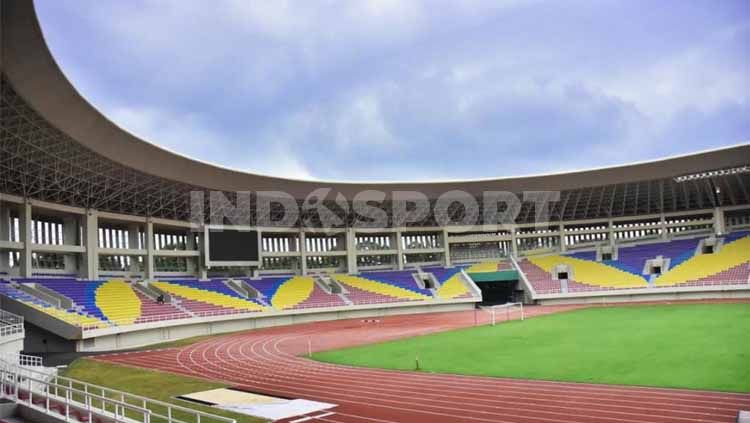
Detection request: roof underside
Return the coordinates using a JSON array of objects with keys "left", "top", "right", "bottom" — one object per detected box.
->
[{"left": 1, "top": 0, "right": 749, "bottom": 227}]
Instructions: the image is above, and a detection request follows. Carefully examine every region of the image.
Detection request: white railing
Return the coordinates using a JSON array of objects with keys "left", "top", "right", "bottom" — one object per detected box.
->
[
  {"left": 0, "top": 357, "right": 236, "bottom": 423},
  {"left": 0, "top": 310, "right": 24, "bottom": 339},
  {"left": 0, "top": 351, "right": 43, "bottom": 367},
  {"left": 0, "top": 367, "right": 152, "bottom": 423}
]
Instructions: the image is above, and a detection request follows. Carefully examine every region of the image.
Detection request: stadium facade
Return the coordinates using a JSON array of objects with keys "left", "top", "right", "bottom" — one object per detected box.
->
[{"left": 1, "top": 0, "right": 750, "bottom": 351}]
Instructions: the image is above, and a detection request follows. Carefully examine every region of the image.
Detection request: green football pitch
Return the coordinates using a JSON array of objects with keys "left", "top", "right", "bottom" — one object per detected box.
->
[{"left": 313, "top": 303, "right": 750, "bottom": 392}]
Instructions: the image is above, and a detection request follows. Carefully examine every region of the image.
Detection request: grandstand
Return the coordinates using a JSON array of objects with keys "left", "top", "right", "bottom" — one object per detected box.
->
[
  {"left": 0, "top": 0, "right": 747, "bottom": 351},
  {"left": 0, "top": 1, "right": 749, "bottom": 422}
]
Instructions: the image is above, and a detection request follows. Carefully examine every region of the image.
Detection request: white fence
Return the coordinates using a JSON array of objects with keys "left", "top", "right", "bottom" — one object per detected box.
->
[
  {"left": 0, "top": 353, "right": 236, "bottom": 423},
  {"left": 0, "top": 310, "right": 24, "bottom": 339}
]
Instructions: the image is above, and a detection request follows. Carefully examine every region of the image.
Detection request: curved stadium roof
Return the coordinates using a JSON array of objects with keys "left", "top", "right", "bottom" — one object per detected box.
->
[{"left": 1, "top": 0, "right": 749, "bottom": 226}]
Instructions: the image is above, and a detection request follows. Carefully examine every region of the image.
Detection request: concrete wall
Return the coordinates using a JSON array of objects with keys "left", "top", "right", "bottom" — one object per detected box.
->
[
  {"left": 78, "top": 301, "right": 474, "bottom": 352},
  {"left": 536, "top": 286, "right": 750, "bottom": 306}
]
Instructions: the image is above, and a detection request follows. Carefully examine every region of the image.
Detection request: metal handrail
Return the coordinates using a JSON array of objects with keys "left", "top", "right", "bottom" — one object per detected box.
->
[{"left": 0, "top": 354, "right": 235, "bottom": 423}]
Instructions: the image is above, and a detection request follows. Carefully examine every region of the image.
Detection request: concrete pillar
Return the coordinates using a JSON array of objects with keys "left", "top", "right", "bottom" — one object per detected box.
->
[
  {"left": 299, "top": 232, "right": 308, "bottom": 275},
  {"left": 185, "top": 229, "right": 197, "bottom": 276},
  {"left": 713, "top": 208, "right": 726, "bottom": 236},
  {"left": 558, "top": 224, "right": 567, "bottom": 253},
  {"left": 510, "top": 226, "right": 519, "bottom": 258},
  {"left": 0, "top": 204, "right": 10, "bottom": 272},
  {"left": 346, "top": 229, "right": 357, "bottom": 274},
  {"left": 19, "top": 202, "right": 32, "bottom": 278},
  {"left": 62, "top": 216, "right": 78, "bottom": 275},
  {"left": 196, "top": 230, "right": 208, "bottom": 280},
  {"left": 145, "top": 220, "right": 154, "bottom": 280},
  {"left": 127, "top": 223, "right": 141, "bottom": 276},
  {"left": 81, "top": 210, "right": 98, "bottom": 280},
  {"left": 395, "top": 231, "right": 404, "bottom": 270},
  {"left": 659, "top": 215, "right": 668, "bottom": 240},
  {"left": 442, "top": 230, "right": 451, "bottom": 267}
]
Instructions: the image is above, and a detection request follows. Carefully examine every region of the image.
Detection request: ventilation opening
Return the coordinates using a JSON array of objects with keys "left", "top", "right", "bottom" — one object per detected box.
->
[
  {"left": 602, "top": 253, "right": 613, "bottom": 261},
  {"left": 702, "top": 245, "right": 714, "bottom": 254},
  {"left": 557, "top": 272, "right": 569, "bottom": 280},
  {"left": 652, "top": 266, "right": 662, "bottom": 275},
  {"left": 421, "top": 276, "right": 435, "bottom": 289}
]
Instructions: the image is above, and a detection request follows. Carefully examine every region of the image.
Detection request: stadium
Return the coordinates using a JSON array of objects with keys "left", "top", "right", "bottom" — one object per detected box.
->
[{"left": 0, "top": 0, "right": 749, "bottom": 422}]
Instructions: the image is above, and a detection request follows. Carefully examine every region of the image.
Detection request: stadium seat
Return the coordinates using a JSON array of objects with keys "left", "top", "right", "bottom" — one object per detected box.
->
[
  {"left": 654, "top": 234, "right": 750, "bottom": 286},
  {"left": 334, "top": 274, "right": 431, "bottom": 304},
  {"left": 151, "top": 280, "right": 266, "bottom": 315}
]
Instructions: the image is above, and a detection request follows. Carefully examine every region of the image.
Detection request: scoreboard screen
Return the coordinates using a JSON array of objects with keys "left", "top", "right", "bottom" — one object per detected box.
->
[{"left": 206, "top": 228, "right": 259, "bottom": 266}]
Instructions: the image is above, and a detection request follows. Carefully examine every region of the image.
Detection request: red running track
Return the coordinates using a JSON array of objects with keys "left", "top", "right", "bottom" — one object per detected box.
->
[{"left": 96, "top": 304, "right": 750, "bottom": 423}]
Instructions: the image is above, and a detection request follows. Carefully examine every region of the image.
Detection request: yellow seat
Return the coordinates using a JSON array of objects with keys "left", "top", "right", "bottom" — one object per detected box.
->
[
  {"left": 655, "top": 237, "right": 750, "bottom": 286},
  {"left": 528, "top": 255, "right": 648, "bottom": 289},
  {"left": 436, "top": 273, "right": 470, "bottom": 299},
  {"left": 96, "top": 280, "right": 141, "bottom": 325},
  {"left": 152, "top": 281, "right": 266, "bottom": 312},
  {"left": 271, "top": 276, "right": 314, "bottom": 310},
  {"left": 334, "top": 274, "right": 430, "bottom": 300}
]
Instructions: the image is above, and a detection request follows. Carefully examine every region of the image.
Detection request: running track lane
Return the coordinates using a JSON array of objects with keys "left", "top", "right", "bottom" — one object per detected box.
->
[{"left": 96, "top": 305, "right": 750, "bottom": 423}]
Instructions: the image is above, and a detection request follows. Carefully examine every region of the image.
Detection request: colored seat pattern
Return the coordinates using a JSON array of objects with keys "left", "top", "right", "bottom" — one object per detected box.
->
[
  {"left": 654, "top": 234, "right": 750, "bottom": 286},
  {"left": 151, "top": 280, "right": 266, "bottom": 314},
  {"left": 28, "top": 279, "right": 107, "bottom": 321},
  {"left": 528, "top": 255, "right": 648, "bottom": 289},
  {"left": 359, "top": 270, "right": 433, "bottom": 296},
  {"left": 270, "top": 276, "right": 315, "bottom": 309},
  {"left": 95, "top": 280, "right": 140, "bottom": 325},
  {"left": 426, "top": 267, "right": 472, "bottom": 299},
  {"left": 0, "top": 283, "right": 107, "bottom": 329},
  {"left": 334, "top": 274, "right": 431, "bottom": 302}
]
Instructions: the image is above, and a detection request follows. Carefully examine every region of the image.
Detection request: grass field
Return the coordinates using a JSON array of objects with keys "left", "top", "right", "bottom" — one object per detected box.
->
[
  {"left": 313, "top": 303, "right": 750, "bottom": 392},
  {"left": 62, "top": 359, "right": 265, "bottom": 423}
]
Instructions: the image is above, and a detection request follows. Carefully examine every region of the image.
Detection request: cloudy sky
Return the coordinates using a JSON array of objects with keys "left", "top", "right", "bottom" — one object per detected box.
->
[{"left": 36, "top": 0, "right": 749, "bottom": 182}]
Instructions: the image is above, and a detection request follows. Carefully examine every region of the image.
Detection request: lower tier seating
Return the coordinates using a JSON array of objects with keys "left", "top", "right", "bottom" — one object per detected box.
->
[
  {"left": 151, "top": 280, "right": 266, "bottom": 315},
  {"left": 335, "top": 274, "right": 431, "bottom": 304},
  {"left": 519, "top": 231, "right": 750, "bottom": 294}
]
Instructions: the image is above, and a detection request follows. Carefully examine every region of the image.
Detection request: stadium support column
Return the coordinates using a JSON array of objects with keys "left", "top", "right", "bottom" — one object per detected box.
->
[
  {"left": 346, "top": 228, "right": 357, "bottom": 274},
  {"left": 442, "top": 230, "right": 451, "bottom": 267},
  {"left": 608, "top": 219, "right": 615, "bottom": 245},
  {"left": 185, "top": 229, "right": 197, "bottom": 276},
  {"left": 558, "top": 224, "right": 566, "bottom": 253},
  {"left": 713, "top": 208, "right": 726, "bottom": 236},
  {"left": 145, "top": 220, "right": 155, "bottom": 280},
  {"left": 395, "top": 230, "right": 404, "bottom": 270},
  {"left": 62, "top": 216, "right": 78, "bottom": 275},
  {"left": 659, "top": 215, "right": 668, "bottom": 240},
  {"left": 18, "top": 202, "right": 32, "bottom": 278},
  {"left": 299, "top": 232, "right": 308, "bottom": 275},
  {"left": 81, "top": 209, "right": 99, "bottom": 280},
  {"left": 510, "top": 226, "right": 519, "bottom": 258},
  {"left": 0, "top": 205, "right": 10, "bottom": 273},
  {"left": 127, "top": 223, "right": 141, "bottom": 276}
]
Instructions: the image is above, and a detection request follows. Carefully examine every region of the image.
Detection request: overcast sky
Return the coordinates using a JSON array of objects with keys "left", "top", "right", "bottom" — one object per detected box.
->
[{"left": 36, "top": 0, "right": 749, "bottom": 182}]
